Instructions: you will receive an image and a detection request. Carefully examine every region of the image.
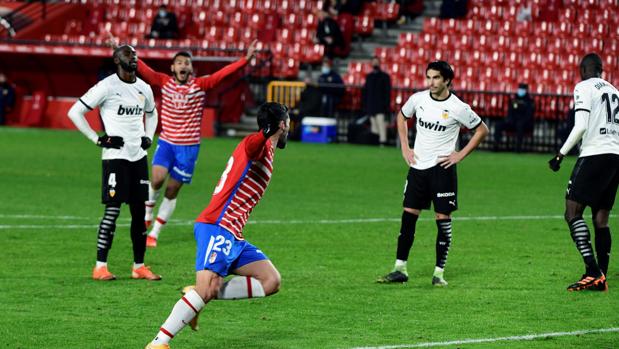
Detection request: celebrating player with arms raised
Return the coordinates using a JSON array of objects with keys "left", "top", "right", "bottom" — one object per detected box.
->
[
  {"left": 68, "top": 45, "right": 161, "bottom": 281},
  {"left": 108, "top": 33, "right": 258, "bottom": 247},
  {"left": 378, "top": 61, "right": 488, "bottom": 286},
  {"left": 145, "top": 102, "right": 289, "bottom": 349}
]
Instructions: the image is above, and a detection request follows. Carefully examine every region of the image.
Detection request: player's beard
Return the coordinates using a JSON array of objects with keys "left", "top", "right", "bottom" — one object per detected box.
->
[
  {"left": 120, "top": 60, "right": 137, "bottom": 73},
  {"left": 277, "top": 132, "right": 288, "bottom": 149}
]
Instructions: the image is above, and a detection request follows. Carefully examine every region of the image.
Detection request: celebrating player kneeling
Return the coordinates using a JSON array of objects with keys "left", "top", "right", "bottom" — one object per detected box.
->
[
  {"left": 145, "top": 102, "right": 289, "bottom": 349},
  {"left": 67, "top": 45, "right": 161, "bottom": 281}
]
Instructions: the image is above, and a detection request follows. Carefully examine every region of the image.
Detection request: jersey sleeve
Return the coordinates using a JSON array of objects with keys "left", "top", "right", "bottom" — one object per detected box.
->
[
  {"left": 196, "top": 57, "right": 247, "bottom": 91},
  {"left": 244, "top": 132, "right": 269, "bottom": 160},
  {"left": 79, "top": 80, "right": 108, "bottom": 110},
  {"left": 400, "top": 93, "right": 417, "bottom": 118},
  {"left": 573, "top": 83, "right": 592, "bottom": 113},
  {"left": 137, "top": 58, "right": 168, "bottom": 88},
  {"left": 144, "top": 85, "right": 156, "bottom": 113},
  {"left": 453, "top": 103, "right": 482, "bottom": 129}
]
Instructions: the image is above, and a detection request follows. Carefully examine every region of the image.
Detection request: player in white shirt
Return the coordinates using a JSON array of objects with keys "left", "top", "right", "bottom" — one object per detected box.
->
[
  {"left": 548, "top": 53, "right": 617, "bottom": 291},
  {"left": 68, "top": 45, "right": 162, "bottom": 281},
  {"left": 378, "top": 61, "right": 488, "bottom": 285}
]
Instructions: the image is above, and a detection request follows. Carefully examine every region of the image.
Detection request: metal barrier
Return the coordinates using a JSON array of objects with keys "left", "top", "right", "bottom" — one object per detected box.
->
[{"left": 266, "top": 81, "right": 306, "bottom": 109}]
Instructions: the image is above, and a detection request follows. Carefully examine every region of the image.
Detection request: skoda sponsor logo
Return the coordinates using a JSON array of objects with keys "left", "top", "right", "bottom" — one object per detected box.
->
[{"left": 436, "top": 192, "right": 455, "bottom": 198}]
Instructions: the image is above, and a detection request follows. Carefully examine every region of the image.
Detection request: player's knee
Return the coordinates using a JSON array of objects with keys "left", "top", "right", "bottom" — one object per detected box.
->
[
  {"left": 195, "top": 281, "right": 220, "bottom": 302},
  {"left": 262, "top": 269, "right": 281, "bottom": 296},
  {"left": 404, "top": 207, "right": 420, "bottom": 215}
]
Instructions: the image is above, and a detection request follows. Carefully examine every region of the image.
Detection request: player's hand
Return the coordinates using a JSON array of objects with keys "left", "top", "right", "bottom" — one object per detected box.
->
[
  {"left": 97, "top": 134, "right": 124, "bottom": 149},
  {"left": 262, "top": 119, "right": 283, "bottom": 138},
  {"left": 246, "top": 39, "right": 258, "bottom": 60},
  {"left": 402, "top": 147, "right": 415, "bottom": 166},
  {"left": 438, "top": 151, "right": 464, "bottom": 169},
  {"left": 548, "top": 153, "right": 563, "bottom": 172},
  {"left": 141, "top": 136, "right": 152, "bottom": 150},
  {"left": 104, "top": 30, "right": 119, "bottom": 49}
]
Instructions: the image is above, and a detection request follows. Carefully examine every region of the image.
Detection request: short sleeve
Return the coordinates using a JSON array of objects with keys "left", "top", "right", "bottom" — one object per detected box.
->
[
  {"left": 400, "top": 94, "right": 417, "bottom": 118},
  {"left": 453, "top": 104, "right": 482, "bottom": 129},
  {"left": 573, "top": 84, "right": 591, "bottom": 112},
  {"left": 144, "top": 85, "right": 156, "bottom": 113},
  {"left": 79, "top": 81, "right": 108, "bottom": 110}
]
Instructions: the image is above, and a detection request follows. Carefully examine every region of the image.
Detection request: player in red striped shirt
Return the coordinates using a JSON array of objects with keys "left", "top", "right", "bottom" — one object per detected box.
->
[
  {"left": 109, "top": 34, "right": 258, "bottom": 247},
  {"left": 145, "top": 103, "right": 289, "bottom": 349}
]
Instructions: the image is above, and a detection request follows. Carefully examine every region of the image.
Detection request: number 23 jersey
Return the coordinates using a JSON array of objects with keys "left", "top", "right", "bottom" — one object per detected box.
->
[{"left": 196, "top": 132, "right": 274, "bottom": 240}]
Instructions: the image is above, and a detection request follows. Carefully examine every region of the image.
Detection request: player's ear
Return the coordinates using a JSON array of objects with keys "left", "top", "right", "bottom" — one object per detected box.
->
[{"left": 170, "top": 64, "right": 174, "bottom": 74}]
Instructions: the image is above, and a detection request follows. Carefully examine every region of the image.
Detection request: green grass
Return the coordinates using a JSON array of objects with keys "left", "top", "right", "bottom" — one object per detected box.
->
[{"left": 0, "top": 127, "right": 618, "bottom": 349}]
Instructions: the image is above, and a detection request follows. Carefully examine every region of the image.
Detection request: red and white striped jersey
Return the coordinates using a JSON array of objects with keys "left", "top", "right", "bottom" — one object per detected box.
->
[
  {"left": 137, "top": 58, "right": 247, "bottom": 145},
  {"left": 196, "top": 132, "right": 274, "bottom": 240}
]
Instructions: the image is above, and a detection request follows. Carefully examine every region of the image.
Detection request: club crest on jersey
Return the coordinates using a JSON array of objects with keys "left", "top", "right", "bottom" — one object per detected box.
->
[
  {"left": 441, "top": 110, "right": 449, "bottom": 119},
  {"left": 209, "top": 252, "right": 217, "bottom": 264},
  {"left": 109, "top": 189, "right": 116, "bottom": 197},
  {"left": 117, "top": 105, "right": 144, "bottom": 116}
]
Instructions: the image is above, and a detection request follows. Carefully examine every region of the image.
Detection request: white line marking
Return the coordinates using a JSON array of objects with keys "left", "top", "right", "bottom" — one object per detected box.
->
[
  {"left": 350, "top": 327, "right": 619, "bottom": 349},
  {"left": 0, "top": 214, "right": 609, "bottom": 230}
]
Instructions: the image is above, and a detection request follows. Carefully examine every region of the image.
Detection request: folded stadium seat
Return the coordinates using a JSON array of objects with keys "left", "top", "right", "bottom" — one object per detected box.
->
[
  {"left": 273, "top": 58, "right": 299, "bottom": 79},
  {"left": 374, "top": 47, "right": 390, "bottom": 62},
  {"left": 214, "top": 10, "right": 227, "bottom": 26},
  {"left": 296, "top": 28, "right": 314, "bottom": 45},
  {"left": 303, "top": 13, "right": 318, "bottom": 30},
  {"left": 375, "top": 2, "right": 400, "bottom": 21},
  {"left": 354, "top": 15, "right": 374, "bottom": 37},
  {"left": 302, "top": 44, "right": 324, "bottom": 64},
  {"left": 360, "top": 1, "right": 377, "bottom": 18},
  {"left": 240, "top": 28, "right": 257, "bottom": 42},
  {"left": 205, "top": 26, "right": 222, "bottom": 42},
  {"left": 278, "top": 28, "right": 295, "bottom": 44},
  {"left": 333, "top": 13, "right": 354, "bottom": 58},
  {"left": 231, "top": 11, "right": 247, "bottom": 28},
  {"left": 289, "top": 42, "right": 303, "bottom": 62},
  {"left": 223, "top": 27, "right": 240, "bottom": 44},
  {"left": 399, "top": 32, "right": 418, "bottom": 49},
  {"left": 284, "top": 12, "right": 300, "bottom": 28}
]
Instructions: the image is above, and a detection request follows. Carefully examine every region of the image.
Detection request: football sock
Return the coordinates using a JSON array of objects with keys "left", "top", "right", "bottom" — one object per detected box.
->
[
  {"left": 569, "top": 217, "right": 602, "bottom": 277},
  {"left": 149, "top": 198, "right": 177, "bottom": 239},
  {"left": 396, "top": 211, "right": 419, "bottom": 261},
  {"left": 152, "top": 289, "right": 205, "bottom": 345},
  {"left": 594, "top": 226, "right": 611, "bottom": 275},
  {"left": 435, "top": 219, "right": 452, "bottom": 269},
  {"left": 145, "top": 185, "right": 160, "bottom": 222},
  {"left": 433, "top": 266, "right": 444, "bottom": 278},
  {"left": 95, "top": 261, "right": 107, "bottom": 268},
  {"left": 217, "top": 276, "right": 266, "bottom": 300},
  {"left": 133, "top": 263, "right": 144, "bottom": 270},
  {"left": 96, "top": 204, "right": 120, "bottom": 263},
  {"left": 129, "top": 202, "right": 147, "bottom": 264},
  {"left": 393, "top": 259, "right": 408, "bottom": 274}
]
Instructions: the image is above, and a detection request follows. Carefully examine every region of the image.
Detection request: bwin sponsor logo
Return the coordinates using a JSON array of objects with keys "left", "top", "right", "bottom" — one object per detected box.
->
[
  {"left": 117, "top": 105, "right": 144, "bottom": 115},
  {"left": 419, "top": 118, "right": 447, "bottom": 131}
]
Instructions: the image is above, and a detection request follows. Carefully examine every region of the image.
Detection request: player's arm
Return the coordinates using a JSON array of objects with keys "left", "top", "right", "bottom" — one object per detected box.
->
[
  {"left": 549, "top": 110, "right": 588, "bottom": 171},
  {"left": 438, "top": 107, "right": 488, "bottom": 168},
  {"left": 137, "top": 59, "right": 168, "bottom": 88},
  {"left": 68, "top": 83, "right": 124, "bottom": 148},
  {"left": 141, "top": 88, "right": 158, "bottom": 150},
  {"left": 197, "top": 39, "right": 257, "bottom": 90},
  {"left": 398, "top": 95, "right": 416, "bottom": 166},
  {"left": 67, "top": 100, "right": 124, "bottom": 149}
]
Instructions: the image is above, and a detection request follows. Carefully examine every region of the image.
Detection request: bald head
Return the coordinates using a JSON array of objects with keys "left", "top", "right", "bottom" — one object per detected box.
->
[{"left": 579, "top": 53, "right": 603, "bottom": 80}]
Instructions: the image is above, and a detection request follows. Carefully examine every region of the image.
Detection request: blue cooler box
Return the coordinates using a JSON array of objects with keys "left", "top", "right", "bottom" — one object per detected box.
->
[{"left": 301, "top": 117, "right": 337, "bottom": 143}]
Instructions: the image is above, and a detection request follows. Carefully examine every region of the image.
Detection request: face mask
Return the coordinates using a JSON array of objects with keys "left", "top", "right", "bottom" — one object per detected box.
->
[
  {"left": 517, "top": 88, "right": 526, "bottom": 97},
  {"left": 321, "top": 66, "right": 330, "bottom": 74},
  {"left": 158, "top": 10, "right": 167, "bottom": 17},
  {"left": 373, "top": 65, "right": 380, "bottom": 70}
]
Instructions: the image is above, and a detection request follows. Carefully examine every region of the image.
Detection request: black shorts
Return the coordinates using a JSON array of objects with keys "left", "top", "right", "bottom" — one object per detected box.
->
[
  {"left": 403, "top": 165, "right": 458, "bottom": 214},
  {"left": 101, "top": 156, "right": 149, "bottom": 205},
  {"left": 566, "top": 154, "right": 619, "bottom": 210}
]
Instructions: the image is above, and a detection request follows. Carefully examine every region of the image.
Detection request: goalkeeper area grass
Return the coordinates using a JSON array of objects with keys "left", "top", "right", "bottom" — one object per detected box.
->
[{"left": 1, "top": 127, "right": 618, "bottom": 348}]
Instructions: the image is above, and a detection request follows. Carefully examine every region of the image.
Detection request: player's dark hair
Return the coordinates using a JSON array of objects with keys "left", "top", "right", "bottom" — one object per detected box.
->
[
  {"left": 426, "top": 60, "right": 454, "bottom": 85},
  {"left": 257, "top": 102, "right": 289, "bottom": 130},
  {"left": 580, "top": 53, "right": 603, "bottom": 74},
  {"left": 173, "top": 51, "right": 192, "bottom": 62}
]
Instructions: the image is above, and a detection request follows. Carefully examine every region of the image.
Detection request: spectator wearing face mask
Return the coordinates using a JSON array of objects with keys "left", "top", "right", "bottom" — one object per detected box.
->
[
  {"left": 318, "top": 59, "right": 344, "bottom": 117},
  {"left": 494, "top": 83, "right": 535, "bottom": 152},
  {"left": 362, "top": 57, "right": 392, "bottom": 146},
  {"left": 149, "top": 5, "right": 179, "bottom": 39}
]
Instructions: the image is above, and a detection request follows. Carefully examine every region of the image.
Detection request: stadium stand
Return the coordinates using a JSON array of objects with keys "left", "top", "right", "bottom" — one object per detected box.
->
[{"left": 0, "top": 0, "right": 616, "bottom": 151}]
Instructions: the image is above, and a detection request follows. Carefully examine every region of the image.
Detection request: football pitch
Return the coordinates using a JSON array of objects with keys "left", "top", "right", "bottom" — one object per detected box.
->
[{"left": 1, "top": 127, "right": 618, "bottom": 349}]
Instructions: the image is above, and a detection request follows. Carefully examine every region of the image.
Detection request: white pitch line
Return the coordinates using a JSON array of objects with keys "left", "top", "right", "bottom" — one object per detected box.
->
[
  {"left": 0, "top": 214, "right": 598, "bottom": 230},
  {"left": 350, "top": 327, "right": 619, "bottom": 349}
]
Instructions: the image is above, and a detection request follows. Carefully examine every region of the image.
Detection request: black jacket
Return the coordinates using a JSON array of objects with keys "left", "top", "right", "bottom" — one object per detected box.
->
[{"left": 362, "top": 68, "right": 391, "bottom": 115}]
